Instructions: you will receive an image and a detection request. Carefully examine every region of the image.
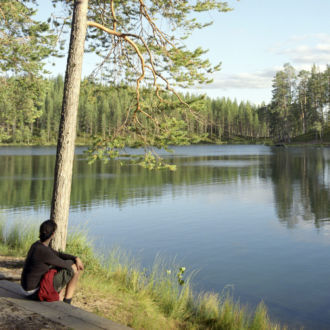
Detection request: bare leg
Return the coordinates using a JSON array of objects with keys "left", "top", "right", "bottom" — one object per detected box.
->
[
  {"left": 64, "top": 264, "right": 81, "bottom": 300},
  {"left": 59, "top": 288, "right": 65, "bottom": 301}
]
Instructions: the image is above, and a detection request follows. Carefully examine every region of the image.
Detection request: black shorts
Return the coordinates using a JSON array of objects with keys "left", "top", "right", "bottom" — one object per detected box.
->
[{"left": 53, "top": 268, "right": 74, "bottom": 292}]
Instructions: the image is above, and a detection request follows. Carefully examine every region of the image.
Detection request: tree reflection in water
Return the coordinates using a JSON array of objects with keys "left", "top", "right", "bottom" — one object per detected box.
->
[{"left": 0, "top": 146, "right": 329, "bottom": 229}]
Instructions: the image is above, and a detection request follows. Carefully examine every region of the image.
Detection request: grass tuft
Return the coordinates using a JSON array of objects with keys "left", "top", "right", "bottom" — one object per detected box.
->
[
  {"left": 0, "top": 220, "right": 37, "bottom": 255},
  {"left": 0, "top": 219, "right": 5, "bottom": 245}
]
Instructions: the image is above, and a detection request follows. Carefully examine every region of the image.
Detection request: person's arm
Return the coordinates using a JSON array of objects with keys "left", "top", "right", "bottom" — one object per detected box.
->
[
  {"left": 75, "top": 257, "right": 84, "bottom": 271},
  {"left": 38, "top": 245, "right": 74, "bottom": 270},
  {"left": 56, "top": 250, "right": 76, "bottom": 262},
  {"left": 53, "top": 247, "right": 84, "bottom": 271}
]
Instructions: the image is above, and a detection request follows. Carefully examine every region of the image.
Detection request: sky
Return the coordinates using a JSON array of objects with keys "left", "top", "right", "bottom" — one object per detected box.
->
[{"left": 37, "top": 0, "right": 330, "bottom": 105}]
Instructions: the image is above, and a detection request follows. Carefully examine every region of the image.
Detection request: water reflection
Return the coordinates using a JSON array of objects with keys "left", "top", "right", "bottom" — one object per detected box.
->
[
  {"left": 270, "top": 147, "right": 330, "bottom": 228},
  {"left": 0, "top": 146, "right": 329, "bottom": 229}
]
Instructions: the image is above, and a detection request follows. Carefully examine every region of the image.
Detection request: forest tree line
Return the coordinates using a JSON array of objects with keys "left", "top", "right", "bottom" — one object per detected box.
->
[
  {"left": 0, "top": 63, "right": 329, "bottom": 145},
  {"left": 266, "top": 63, "right": 329, "bottom": 142}
]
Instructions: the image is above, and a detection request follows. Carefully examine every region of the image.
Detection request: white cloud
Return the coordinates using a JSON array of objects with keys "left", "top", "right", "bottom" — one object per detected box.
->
[
  {"left": 293, "top": 54, "right": 330, "bottom": 64},
  {"left": 288, "top": 33, "right": 330, "bottom": 43},
  {"left": 198, "top": 69, "right": 276, "bottom": 90},
  {"left": 293, "top": 63, "right": 328, "bottom": 72},
  {"left": 316, "top": 43, "right": 330, "bottom": 52},
  {"left": 269, "top": 33, "right": 330, "bottom": 66},
  {"left": 192, "top": 33, "right": 330, "bottom": 96}
]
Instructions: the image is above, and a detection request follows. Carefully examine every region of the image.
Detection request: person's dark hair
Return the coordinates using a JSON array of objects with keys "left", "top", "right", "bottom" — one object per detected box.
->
[{"left": 39, "top": 220, "right": 57, "bottom": 242}]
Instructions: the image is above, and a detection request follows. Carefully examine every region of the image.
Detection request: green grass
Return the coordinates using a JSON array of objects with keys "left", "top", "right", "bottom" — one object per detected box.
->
[
  {"left": 0, "top": 220, "right": 38, "bottom": 255},
  {"left": 0, "top": 221, "right": 286, "bottom": 329}
]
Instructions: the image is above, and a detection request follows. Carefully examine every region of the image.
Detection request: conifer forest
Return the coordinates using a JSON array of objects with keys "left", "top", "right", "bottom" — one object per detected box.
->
[{"left": 1, "top": 64, "right": 329, "bottom": 145}]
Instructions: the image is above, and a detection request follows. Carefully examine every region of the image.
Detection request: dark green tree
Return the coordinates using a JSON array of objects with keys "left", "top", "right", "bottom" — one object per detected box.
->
[
  {"left": 270, "top": 63, "right": 296, "bottom": 142},
  {"left": 0, "top": 1, "right": 56, "bottom": 142}
]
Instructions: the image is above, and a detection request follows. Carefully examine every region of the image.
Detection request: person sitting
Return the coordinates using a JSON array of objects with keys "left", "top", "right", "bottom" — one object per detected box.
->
[{"left": 21, "top": 219, "right": 84, "bottom": 304}]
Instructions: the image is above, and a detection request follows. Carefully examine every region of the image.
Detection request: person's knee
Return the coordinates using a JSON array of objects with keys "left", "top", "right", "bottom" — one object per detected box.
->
[
  {"left": 71, "top": 263, "right": 82, "bottom": 277},
  {"left": 71, "top": 263, "right": 78, "bottom": 274}
]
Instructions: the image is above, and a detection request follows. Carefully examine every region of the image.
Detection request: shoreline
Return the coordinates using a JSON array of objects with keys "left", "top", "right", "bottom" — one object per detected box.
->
[{"left": 1, "top": 139, "right": 329, "bottom": 148}]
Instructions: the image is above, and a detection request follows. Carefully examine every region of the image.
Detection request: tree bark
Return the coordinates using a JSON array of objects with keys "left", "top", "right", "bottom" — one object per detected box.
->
[{"left": 50, "top": 0, "right": 88, "bottom": 251}]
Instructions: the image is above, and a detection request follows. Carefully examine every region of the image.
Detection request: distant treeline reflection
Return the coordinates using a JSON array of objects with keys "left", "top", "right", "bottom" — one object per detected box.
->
[
  {"left": 270, "top": 148, "right": 330, "bottom": 228},
  {"left": 0, "top": 148, "right": 329, "bottom": 228}
]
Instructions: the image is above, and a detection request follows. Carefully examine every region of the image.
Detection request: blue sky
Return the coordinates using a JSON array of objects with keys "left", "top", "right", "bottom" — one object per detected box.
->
[
  {"left": 188, "top": 0, "right": 330, "bottom": 104},
  {"left": 38, "top": 0, "right": 330, "bottom": 105}
]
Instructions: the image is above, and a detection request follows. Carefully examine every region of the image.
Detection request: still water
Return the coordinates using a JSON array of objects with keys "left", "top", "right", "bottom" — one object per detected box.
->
[{"left": 1, "top": 145, "right": 330, "bottom": 329}]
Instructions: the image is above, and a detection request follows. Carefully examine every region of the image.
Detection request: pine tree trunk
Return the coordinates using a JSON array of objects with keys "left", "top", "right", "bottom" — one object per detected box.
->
[{"left": 50, "top": 0, "right": 88, "bottom": 251}]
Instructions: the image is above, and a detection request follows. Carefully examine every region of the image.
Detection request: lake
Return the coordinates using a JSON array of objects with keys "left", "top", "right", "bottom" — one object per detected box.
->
[{"left": 1, "top": 145, "right": 330, "bottom": 329}]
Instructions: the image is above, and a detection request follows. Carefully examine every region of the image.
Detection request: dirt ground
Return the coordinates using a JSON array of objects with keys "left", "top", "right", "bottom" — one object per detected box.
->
[
  {"left": 0, "top": 256, "right": 24, "bottom": 281},
  {"left": 0, "top": 256, "right": 69, "bottom": 329},
  {"left": 0, "top": 297, "right": 68, "bottom": 330}
]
